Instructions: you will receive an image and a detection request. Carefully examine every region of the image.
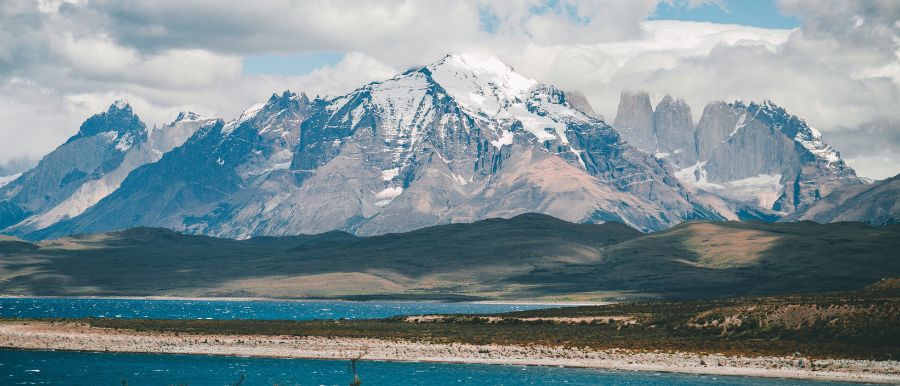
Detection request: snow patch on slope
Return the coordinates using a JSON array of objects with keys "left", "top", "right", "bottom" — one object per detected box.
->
[
  {"left": 491, "top": 130, "right": 514, "bottom": 148},
  {"left": 115, "top": 132, "right": 135, "bottom": 151},
  {"left": 381, "top": 168, "right": 400, "bottom": 181},
  {"left": 175, "top": 111, "right": 209, "bottom": 122},
  {"left": 676, "top": 161, "right": 717, "bottom": 189},
  {"left": 224, "top": 103, "right": 267, "bottom": 134},
  {"left": 796, "top": 126, "right": 841, "bottom": 164},
  {"left": 0, "top": 173, "right": 22, "bottom": 188},
  {"left": 677, "top": 162, "right": 783, "bottom": 209},
  {"left": 725, "top": 112, "right": 748, "bottom": 141},
  {"left": 367, "top": 73, "right": 435, "bottom": 163},
  {"left": 375, "top": 186, "right": 404, "bottom": 207}
]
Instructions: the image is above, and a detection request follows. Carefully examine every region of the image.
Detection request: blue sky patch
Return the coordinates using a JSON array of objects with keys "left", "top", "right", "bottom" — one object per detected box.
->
[
  {"left": 479, "top": 6, "right": 500, "bottom": 34},
  {"left": 243, "top": 52, "right": 344, "bottom": 76},
  {"left": 649, "top": 0, "right": 800, "bottom": 29}
]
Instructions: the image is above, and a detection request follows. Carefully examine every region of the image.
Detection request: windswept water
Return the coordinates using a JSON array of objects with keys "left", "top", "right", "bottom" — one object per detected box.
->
[
  {"left": 0, "top": 299, "right": 866, "bottom": 385},
  {"left": 0, "top": 297, "right": 557, "bottom": 320},
  {"left": 0, "top": 349, "right": 856, "bottom": 386}
]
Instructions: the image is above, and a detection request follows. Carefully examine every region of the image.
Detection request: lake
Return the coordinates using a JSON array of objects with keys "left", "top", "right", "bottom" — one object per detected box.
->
[
  {"left": 0, "top": 349, "right": 857, "bottom": 386},
  {"left": 0, "top": 298, "right": 863, "bottom": 385},
  {"left": 0, "top": 297, "right": 557, "bottom": 320}
]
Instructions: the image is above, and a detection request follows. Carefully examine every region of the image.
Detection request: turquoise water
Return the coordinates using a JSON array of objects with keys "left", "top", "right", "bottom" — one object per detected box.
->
[
  {"left": 0, "top": 299, "right": 863, "bottom": 385},
  {"left": 0, "top": 298, "right": 555, "bottom": 320},
  {"left": 0, "top": 349, "right": 856, "bottom": 386}
]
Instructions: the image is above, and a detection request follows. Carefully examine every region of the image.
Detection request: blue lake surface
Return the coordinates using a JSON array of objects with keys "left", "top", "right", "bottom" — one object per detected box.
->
[
  {"left": 0, "top": 349, "right": 857, "bottom": 386},
  {"left": 0, "top": 297, "right": 557, "bottom": 320}
]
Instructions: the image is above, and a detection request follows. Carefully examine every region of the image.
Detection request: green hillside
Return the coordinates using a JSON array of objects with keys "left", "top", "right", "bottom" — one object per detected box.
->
[{"left": 0, "top": 214, "right": 897, "bottom": 300}]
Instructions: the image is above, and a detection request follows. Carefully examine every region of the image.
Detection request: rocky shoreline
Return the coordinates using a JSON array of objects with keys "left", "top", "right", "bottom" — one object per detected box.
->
[{"left": 1, "top": 320, "right": 897, "bottom": 384}]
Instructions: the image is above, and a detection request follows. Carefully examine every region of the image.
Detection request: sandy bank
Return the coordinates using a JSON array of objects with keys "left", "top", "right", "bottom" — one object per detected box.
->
[{"left": 0, "top": 320, "right": 896, "bottom": 384}]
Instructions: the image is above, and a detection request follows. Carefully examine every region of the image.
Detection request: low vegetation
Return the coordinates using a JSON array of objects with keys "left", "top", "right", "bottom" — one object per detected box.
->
[{"left": 49, "top": 281, "right": 900, "bottom": 361}]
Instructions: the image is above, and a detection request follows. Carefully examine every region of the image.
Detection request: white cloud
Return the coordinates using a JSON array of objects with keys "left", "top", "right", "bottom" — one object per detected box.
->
[
  {"left": 506, "top": 20, "right": 793, "bottom": 118},
  {"left": 844, "top": 155, "right": 900, "bottom": 181},
  {"left": 0, "top": 0, "right": 897, "bottom": 179},
  {"left": 291, "top": 52, "right": 398, "bottom": 99}
]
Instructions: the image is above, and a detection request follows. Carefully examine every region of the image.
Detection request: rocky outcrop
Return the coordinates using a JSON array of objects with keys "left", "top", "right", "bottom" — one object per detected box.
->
[
  {"left": 0, "top": 102, "right": 214, "bottom": 236},
  {"left": 0, "top": 102, "right": 147, "bottom": 231},
  {"left": 789, "top": 174, "right": 899, "bottom": 226},
  {"left": 613, "top": 91, "right": 655, "bottom": 152},
  {"left": 615, "top": 93, "right": 863, "bottom": 216},
  {"left": 693, "top": 101, "right": 861, "bottom": 213},
  {"left": 652, "top": 95, "right": 696, "bottom": 167},
  {"left": 613, "top": 93, "right": 696, "bottom": 169},
  {"left": 563, "top": 90, "right": 604, "bottom": 121}
]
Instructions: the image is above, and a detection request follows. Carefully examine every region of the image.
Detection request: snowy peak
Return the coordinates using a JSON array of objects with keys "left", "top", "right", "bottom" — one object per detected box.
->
[
  {"left": 704, "top": 99, "right": 855, "bottom": 169},
  {"left": 418, "top": 53, "right": 591, "bottom": 147},
  {"left": 267, "top": 90, "right": 311, "bottom": 108},
  {"left": 430, "top": 54, "right": 536, "bottom": 93},
  {"left": 707, "top": 98, "right": 858, "bottom": 177},
  {"left": 257, "top": 90, "right": 314, "bottom": 120},
  {"left": 66, "top": 100, "right": 147, "bottom": 146},
  {"left": 426, "top": 54, "right": 538, "bottom": 115},
  {"left": 174, "top": 111, "right": 209, "bottom": 123},
  {"left": 225, "top": 90, "right": 313, "bottom": 134},
  {"left": 738, "top": 100, "right": 845, "bottom": 166},
  {"left": 257, "top": 90, "right": 314, "bottom": 127},
  {"left": 111, "top": 99, "right": 131, "bottom": 111}
]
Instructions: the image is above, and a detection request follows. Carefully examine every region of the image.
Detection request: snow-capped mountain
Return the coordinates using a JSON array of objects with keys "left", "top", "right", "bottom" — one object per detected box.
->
[
  {"left": 0, "top": 102, "right": 215, "bottom": 235},
  {"left": 614, "top": 92, "right": 862, "bottom": 217},
  {"left": 16, "top": 54, "right": 723, "bottom": 240}
]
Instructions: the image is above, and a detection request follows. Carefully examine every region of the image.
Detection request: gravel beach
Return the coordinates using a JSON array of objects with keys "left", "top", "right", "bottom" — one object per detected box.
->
[{"left": 1, "top": 320, "right": 897, "bottom": 384}]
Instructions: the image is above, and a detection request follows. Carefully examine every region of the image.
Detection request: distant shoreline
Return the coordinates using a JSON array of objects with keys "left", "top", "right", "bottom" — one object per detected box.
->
[
  {"left": 0, "top": 295, "right": 603, "bottom": 306},
  {"left": 0, "top": 320, "right": 896, "bottom": 384}
]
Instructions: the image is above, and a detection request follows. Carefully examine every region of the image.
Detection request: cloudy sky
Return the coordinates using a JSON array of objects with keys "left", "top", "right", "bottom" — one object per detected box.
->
[{"left": 1, "top": 0, "right": 898, "bottom": 179}]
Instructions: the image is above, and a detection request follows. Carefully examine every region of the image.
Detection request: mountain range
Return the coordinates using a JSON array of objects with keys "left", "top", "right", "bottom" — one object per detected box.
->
[
  {"left": 613, "top": 92, "right": 866, "bottom": 219},
  {"left": 0, "top": 54, "right": 896, "bottom": 240}
]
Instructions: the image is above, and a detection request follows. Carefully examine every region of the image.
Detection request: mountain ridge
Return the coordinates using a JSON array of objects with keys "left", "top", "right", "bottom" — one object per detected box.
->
[
  {"left": 0, "top": 101, "right": 217, "bottom": 237},
  {"left": 13, "top": 54, "right": 722, "bottom": 240},
  {"left": 613, "top": 91, "right": 863, "bottom": 218},
  {"left": 1, "top": 54, "right": 892, "bottom": 241},
  {"left": 1, "top": 213, "right": 896, "bottom": 300}
]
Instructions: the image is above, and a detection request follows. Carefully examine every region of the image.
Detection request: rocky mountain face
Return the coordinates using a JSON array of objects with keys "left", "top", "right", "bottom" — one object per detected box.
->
[
  {"left": 612, "top": 92, "right": 696, "bottom": 167},
  {"left": 17, "top": 55, "right": 721, "bottom": 240},
  {"left": 613, "top": 92, "right": 862, "bottom": 217},
  {"left": 0, "top": 102, "right": 215, "bottom": 236},
  {"left": 652, "top": 95, "right": 696, "bottom": 167},
  {"left": 563, "top": 90, "right": 604, "bottom": 121},
  {"left": 789, "top": 174, "right": 899, "bottom": 226},
  {"left": 612, "top": 92, "right": 655, "bottom": 153}
]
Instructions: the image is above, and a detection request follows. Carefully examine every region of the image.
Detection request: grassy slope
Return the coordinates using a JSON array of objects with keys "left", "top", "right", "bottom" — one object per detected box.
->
[
  {"left": 0, "top": 214, "right": 897, "bottom": 300},
  {"left": 517, "top": 221, "right": 900, "bottom": 299}
]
